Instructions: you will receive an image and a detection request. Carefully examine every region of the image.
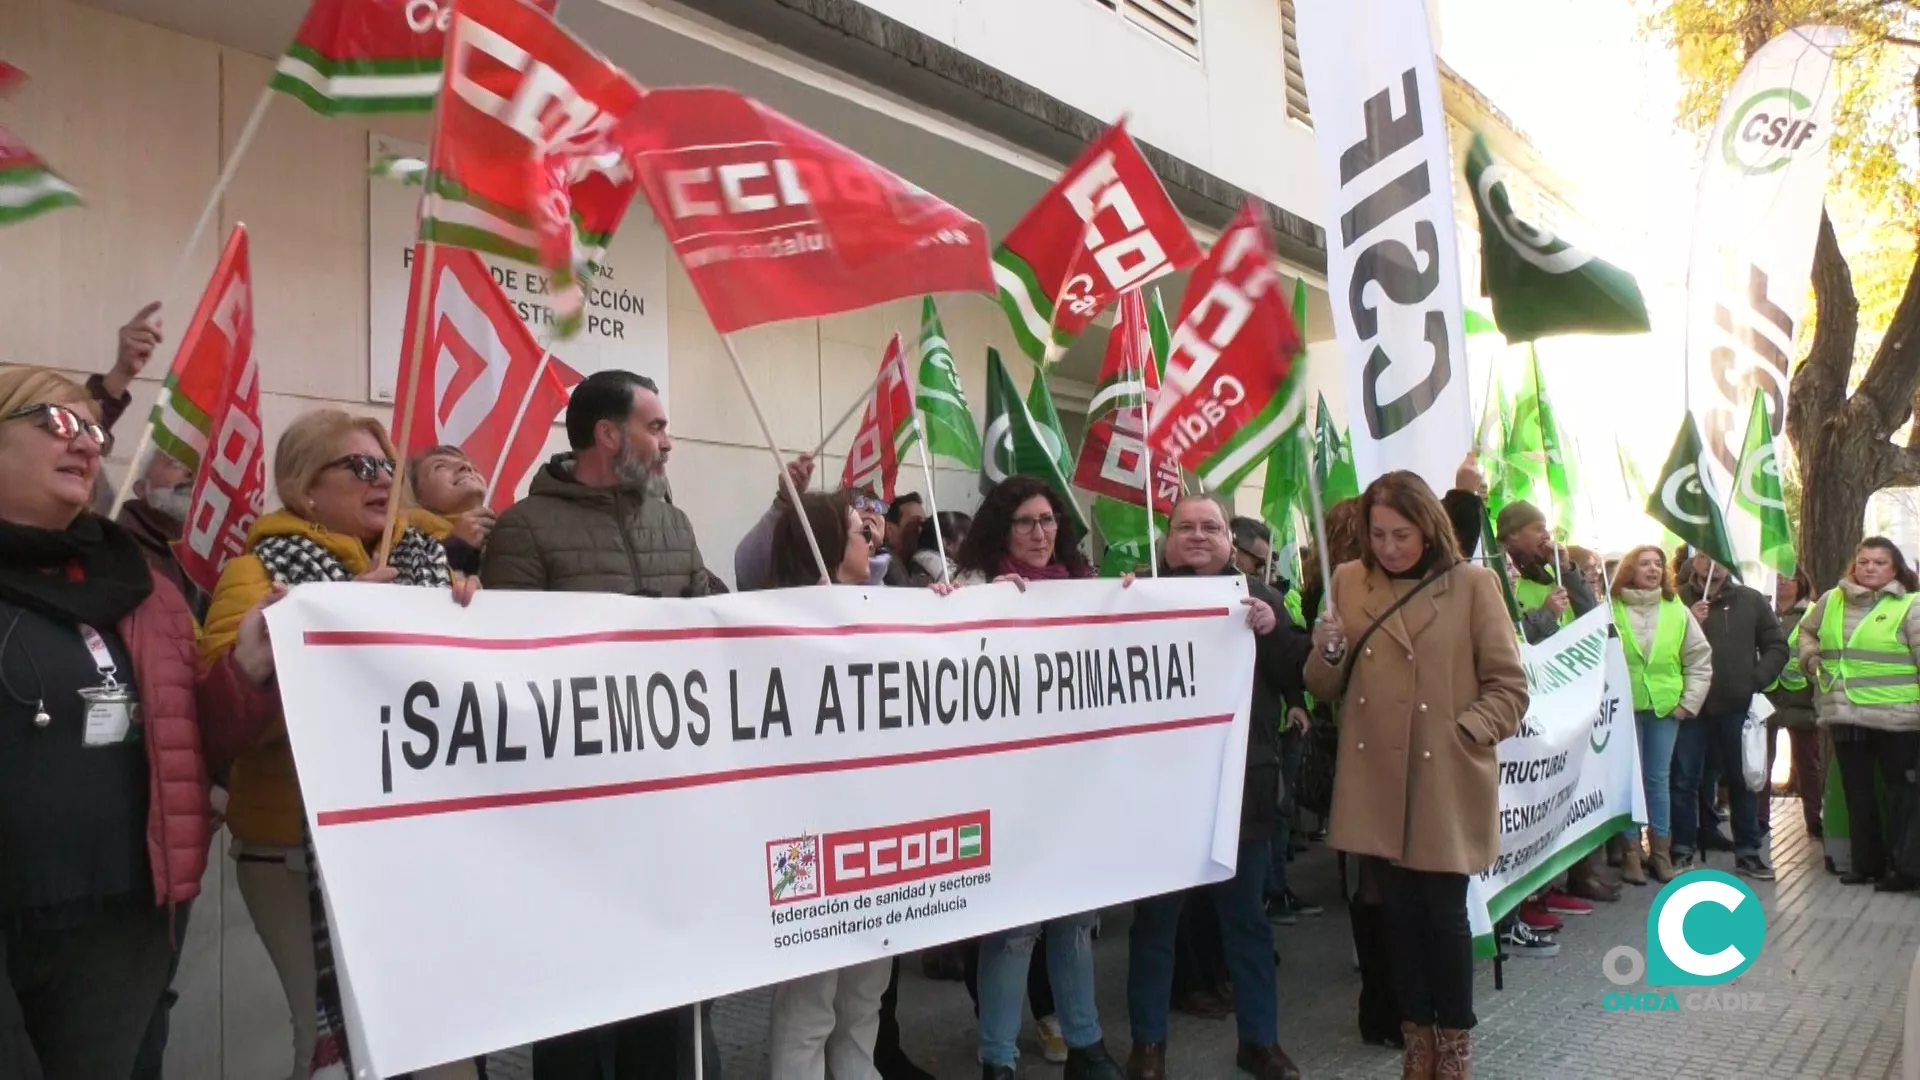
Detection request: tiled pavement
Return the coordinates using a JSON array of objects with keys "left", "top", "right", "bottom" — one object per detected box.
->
[{"left": 488, "top": 798, "right": 1915, "bottom": 1078}]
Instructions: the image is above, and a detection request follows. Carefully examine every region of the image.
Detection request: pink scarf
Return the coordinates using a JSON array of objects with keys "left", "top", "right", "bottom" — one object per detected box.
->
[{"left": 997, "top": 553, "right": 1087, "bottom": 581}]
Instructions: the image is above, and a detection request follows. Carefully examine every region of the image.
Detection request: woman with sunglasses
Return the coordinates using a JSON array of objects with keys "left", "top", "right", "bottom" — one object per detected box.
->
[
  {"left": 200, "top": 409, "right": 478, "bottom": 1080},
  {"left": 0, "top": 367, "right": 268, "bottom": 1079},
  {"left": 761, "top": 489, "right": 921, "bottom": 1080},
  {"left": 939, "top": 477, "right": 1123, "bottom": 1080}
]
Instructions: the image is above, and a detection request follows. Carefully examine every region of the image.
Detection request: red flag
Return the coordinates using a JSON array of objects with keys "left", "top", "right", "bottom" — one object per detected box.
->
[
  {"left": 166, "top": 227, "right": 265, "bottom": 594},
  {"left": 0, "top": 62, "right": 25, "bottom": 96},
  {"left": 1072, "top": 291, "right": 1181, "bottom": 513},
  {"left": 616, "top": 87, "right": 994, "bottom": 333},
  {"left": 423, "top": 0, "right": 644, "bottom": 336},
  {"left": 1147, "top": 203, "right": 1301, "bottom": 471},
  {"left": 268, "top": 0, "right": 559, "bottom": 115},
  {"left": 993, "top": 121, "right": 1201, "bottom": 363},
  {"left": 840, "top": 334, "right": 916, "bottom": 500},
  {"left": 391, "top": 244, "right": 583, "bottom": 510}
]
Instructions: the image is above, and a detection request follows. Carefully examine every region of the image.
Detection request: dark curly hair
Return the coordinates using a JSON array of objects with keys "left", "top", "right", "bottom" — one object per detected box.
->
[{"left": 957, "top": 476, "right": 1090, "bottom": 578}]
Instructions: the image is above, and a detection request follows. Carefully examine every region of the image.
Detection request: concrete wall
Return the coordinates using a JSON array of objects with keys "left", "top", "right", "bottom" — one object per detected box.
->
[{"left": 847, "top": 0, "right": 1323, "bottom": 224}]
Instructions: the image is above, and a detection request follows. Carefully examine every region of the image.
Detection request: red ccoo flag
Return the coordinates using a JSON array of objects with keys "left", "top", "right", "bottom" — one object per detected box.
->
[
  {"left": 1073, "top": 290, "right": 1181, "bottom": 513},
  {"left": 1146, "top": 203, "right": 1301, "bottom": 472},
  {"left": 616, "top": 86, "right": 994, "bottom": 333},
  {"left": 391, "top": 244, "right": 583, "bottom": 511},
  {"left": 161, "top": 226, "right": 265, "bottom": 594},
  {"left": 840, "top": 334, "right": 917, "bottom": 500}
]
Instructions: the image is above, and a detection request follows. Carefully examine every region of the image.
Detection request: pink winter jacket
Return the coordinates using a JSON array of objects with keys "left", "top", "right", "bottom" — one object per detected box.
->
[{"left": 119, "top": 567, "right": 277, "bottom": 908}]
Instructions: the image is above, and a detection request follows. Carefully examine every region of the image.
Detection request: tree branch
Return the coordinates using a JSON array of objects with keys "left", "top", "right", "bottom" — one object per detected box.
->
[
  {"left": 1789, "top": 210, "right": 1858, "bottom": 452},
  {"left": 1879, "top": 439, "right": 1920, "bottom": 487}
]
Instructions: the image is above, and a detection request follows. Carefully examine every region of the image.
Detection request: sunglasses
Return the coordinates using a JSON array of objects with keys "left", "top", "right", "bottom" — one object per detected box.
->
[
  {"left": 326, "top": 454, "right": 396, "bottom": 482},
  {"left": 857, "top": 524, "right": 877, "bottom": 545},
  {"left": 6, "top": 402, "right": 112, "bottom": 455}
]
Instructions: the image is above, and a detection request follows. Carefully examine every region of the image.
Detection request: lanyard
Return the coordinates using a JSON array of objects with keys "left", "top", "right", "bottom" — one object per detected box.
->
[{"left": 76, "top": 624, "right": 120, "bottom": 689}]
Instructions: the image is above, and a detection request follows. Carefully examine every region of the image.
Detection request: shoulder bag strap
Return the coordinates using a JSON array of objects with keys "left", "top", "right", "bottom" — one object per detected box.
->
[{"left": 1334, "top": 563, "right": 1459, "bottom": 700}]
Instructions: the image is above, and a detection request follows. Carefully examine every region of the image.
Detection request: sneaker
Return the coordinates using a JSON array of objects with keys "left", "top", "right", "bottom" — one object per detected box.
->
[
  {"left": 1671, "top": 850, "right": 1696, "bottom": 872},
  {"left": 1036, "top": 1015, "right": 1069, "bottom": 1063},
  {"left": 1500, "top": 920, "right": 1561, "bottom": 958},
  {"left": 1264, "top": 894, "right": 1297, "bottom": 926},
  {"left": 1062, "top": 1041, "right": 1125, "bottom": 1080},
  {"left": 1281, "top": 888, "right": 1324, "bottom": 916},
  {"left": 1516, "top": 901, "right": 1562, "bottom": 934},
  {"left": 1542, "top": 888, "right": 1595, "bottom": 916},
  {"left": 1734, "top": 855, "right": 1776, "bottom": 882}
]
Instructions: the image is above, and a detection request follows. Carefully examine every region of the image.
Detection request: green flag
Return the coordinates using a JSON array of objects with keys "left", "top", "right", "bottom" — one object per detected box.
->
[
  {"left": 1475, "top": 360, "right": 1513, "bottom": 499},
  {"left": 1648, "top": 414, "right": 1739, "bottom": 576},
  {"left": 1093, "top": 498, "right": 1164, "bottom": 577},
  {"left": 1313, "top": 393, "right": 1361, "bottom": 505},
  {"left": 1500, "top": 347, "right": 1575, "bottom": 538},
  {"left": 1465, "top": 133, "right": 1650, "bottom": 342},
  {"left": 981, "top": 348, "right": 1085, "bottom": 532},
  {"left": 1618, "top": 437, "right": 1681, "bottom": 550},
  {"left": 914, "top": 297, "right": 982, "bottom": 469},
  {"left": 1731, "top": 389, "right": 1798, "bottom": 578},
  {"left": 1026, "top": 366, "right": 1076, "bottom": 482}
]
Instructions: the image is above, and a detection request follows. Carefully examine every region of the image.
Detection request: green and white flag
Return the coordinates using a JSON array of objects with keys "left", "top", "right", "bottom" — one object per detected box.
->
[
  {"left": 914, "top": 297, "right": 982, "bottom": 470},
  {"left": 1093, "top": 498, "right": 1165, "bottom": 577},
  {"left": 1466, "top": 132, "right": 1649, "bottom": 343},
  {"left": 1499, "top": 347, "right": 1575, "bottom": 539},
  {"left": 0, "top": 126, "right": 80, "bottom": 227},
  {"left": 1731, "top": 389, "right": 1797, "bottom": 578},
  {"left": 1648, "top": 414, "right": 1739, "bottom": 576},
  {"left": 1194, "top": 277, "right": 1314, "bottom": 492},
  {"left": 981, "top": 349, "right": 1085, "bottom": 532},
  {"left": 1027, "top": 366, "right": 1076, "bottom": 483},
  {"left": 1313, "top": 393, "right": 1361, "bottom": 505}
]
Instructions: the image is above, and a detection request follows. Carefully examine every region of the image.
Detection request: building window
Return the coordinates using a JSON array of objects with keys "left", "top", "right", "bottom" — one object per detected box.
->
[
  {"left": 1090, "top": 0, "right": 1202, "bottom": 60},
  {"left": 1281, "top": 0, "right": 1309, "bottom": 125}
]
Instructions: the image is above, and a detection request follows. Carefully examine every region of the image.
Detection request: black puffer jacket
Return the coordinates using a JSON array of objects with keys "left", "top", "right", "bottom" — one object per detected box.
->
[{"left": 1680, "top": 578, "right": 1789, "bottom": 718}]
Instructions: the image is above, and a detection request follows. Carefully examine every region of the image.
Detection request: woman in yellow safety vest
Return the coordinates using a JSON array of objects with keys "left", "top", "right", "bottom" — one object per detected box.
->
[
  {"left": 1800, "top": 537, "right": 1920, "bottom": 892},
  {"left": 1609, "top": 544, "right": 1714, "bottom": 885}
]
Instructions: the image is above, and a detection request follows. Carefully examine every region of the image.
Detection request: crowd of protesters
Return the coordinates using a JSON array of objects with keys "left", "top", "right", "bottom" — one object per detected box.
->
[{"left": 2, "top": 305, "right": 1917, "bottom": 1080}]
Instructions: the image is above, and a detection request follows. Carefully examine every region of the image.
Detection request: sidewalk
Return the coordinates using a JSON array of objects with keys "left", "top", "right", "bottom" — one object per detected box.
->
[{"left": 489, "top": 798, "right": 1916, "bottom": 1078}]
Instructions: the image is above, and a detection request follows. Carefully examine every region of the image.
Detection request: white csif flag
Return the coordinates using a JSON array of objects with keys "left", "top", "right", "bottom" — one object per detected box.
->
[
  {"left": 1294, "top": 0, "right": 1472, "bottom": 496},
  {"left": 1685, "top": 25, "right": 1846, "bottom": 510}
]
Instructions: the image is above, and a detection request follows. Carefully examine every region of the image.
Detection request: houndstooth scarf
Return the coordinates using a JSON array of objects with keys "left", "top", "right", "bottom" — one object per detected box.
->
[{"left": 267, "top": 528, "right": 450, "bottom": 1080}]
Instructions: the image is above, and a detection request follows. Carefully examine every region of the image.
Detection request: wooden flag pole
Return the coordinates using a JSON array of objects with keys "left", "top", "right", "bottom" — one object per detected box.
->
[
  {"left": 812, "top": 360, "right": 891, "bottom": 462},
  {"left": 722, "top": 334, "right": 832, "bottom": 584},
  {"left": 379, "top": 241, "right": 440, "bottom": 566},
  {"left": 1302, "top": 423, "right": 1335, "bottom": 616},
  {"left": 106, "top": 89, "right": 278, "bottom": 520}
]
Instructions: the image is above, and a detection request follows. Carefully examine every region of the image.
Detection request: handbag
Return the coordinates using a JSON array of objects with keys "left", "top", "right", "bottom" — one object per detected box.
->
[{"left": 1331, "top": 563, "right": 1458, "bottom": 701}]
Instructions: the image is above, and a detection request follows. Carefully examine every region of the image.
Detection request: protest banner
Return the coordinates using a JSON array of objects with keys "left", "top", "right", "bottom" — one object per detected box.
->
[
  {"left": 1467, "top": 607, "right": 1646, "bottom": 953},
  {"left": 265, "top": 577, "right": 1256, "bottom": 1075}
]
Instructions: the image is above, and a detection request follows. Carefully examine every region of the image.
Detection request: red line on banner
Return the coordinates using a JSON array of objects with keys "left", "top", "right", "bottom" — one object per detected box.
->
[
  {"left": 316, "top": 713, "right": 1233, "bottom": 827},
  {"left": 301, "top": 606, "right": 1230, "bottom": 650}
]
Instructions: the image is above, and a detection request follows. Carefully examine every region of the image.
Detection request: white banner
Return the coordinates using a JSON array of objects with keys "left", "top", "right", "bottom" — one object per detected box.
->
[
  {"left": 1685, "top": 27, "right": 1846, "bottom": 533},
  {"left": 367, "top": 133, "right": 671, "bottom": 406},
  {"left": 1295, "top": 0, "right": 1472, "bottom": 495},
  {"left": 1468, "top": 607, "right": 1645, "bottom": 945},
  {"left": 265, "top": 578, "right": 1255, "bottom": 1076}
]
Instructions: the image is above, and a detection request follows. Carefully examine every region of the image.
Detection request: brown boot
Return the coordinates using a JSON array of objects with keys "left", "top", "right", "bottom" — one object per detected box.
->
[
  {"left": 1566, "top": 853, "right": 1622, "bottom": 902},
  {"left": 1125, "top": 1042, "right": 1166, "bottom": 1080},
  {"left": 1401, "top": 1022, "right": 1436, "bottom": 1080},
  {"left": 1605, "top": 835, "right": 1625, "bottom": 867},
  {"left": 1648, "top": 836, "right": 1676, "bottom": 883},
  {"left": 1235, "top": 1042, "right": 1302, "bottom": 1080},
  {"left": 1434, "top": 1028, "right": 1472, "bottom": 1080},
  {"left": 1620, "top": 835, "right": 1648, "bottom": 886}
]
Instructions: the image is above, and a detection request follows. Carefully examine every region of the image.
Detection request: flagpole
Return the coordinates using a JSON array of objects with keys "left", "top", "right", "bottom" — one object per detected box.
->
[
  {"left": 812, "top": 360, "right": 892, "bottom": 462},
  {"left": 106, "top": 89, "right": 278, "bottom": 519},
  {"left": 482, "top": 343, "right": 556, "bottom": 507},
  {"left": 1136, "top": 321, "right": 1161, "bottom": 579},
  {"left": 722, "top": 334, "right": 832, "bottom": 584},
  {"left": 897, "top": 335, "right": 951, "bottom": 585},
  {"left": 1302, "top": 424, "right": 1335, "bottom": 617}
]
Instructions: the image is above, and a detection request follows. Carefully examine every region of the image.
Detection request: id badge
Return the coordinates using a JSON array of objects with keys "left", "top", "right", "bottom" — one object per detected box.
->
[{"left": 79, "top": 686, "right": 140, "bottom": 748}]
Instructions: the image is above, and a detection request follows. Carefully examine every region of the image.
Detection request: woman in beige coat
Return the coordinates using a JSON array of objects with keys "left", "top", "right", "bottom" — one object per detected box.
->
[{"left": 1306, "top": 472, "right": 1529, "bottom": 1080}]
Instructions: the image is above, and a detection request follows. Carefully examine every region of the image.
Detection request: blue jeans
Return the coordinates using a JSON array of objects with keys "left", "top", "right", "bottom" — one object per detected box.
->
[
  {"left": 977, "top": 912, "right": 1100, "bottom": 1067},
  {"left": 1620, "top": 711, "right": 1681, "bottom": 841},
  {"left": 1671, "top": 712, "right": 1762, "bottom": 857},
  {"left": 1129, "top": 837, "right": 1278, "bottom": 1047},
  {"left": 1266, "top": 732, "right": 1305, "bottom": 898}
]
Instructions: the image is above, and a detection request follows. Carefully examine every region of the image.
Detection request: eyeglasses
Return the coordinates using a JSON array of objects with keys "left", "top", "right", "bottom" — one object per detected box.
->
[
  {"left": 851, "top": 494, "right": 889, "bottom": 516},
  {"left": 857, "top": 524, "right": 877, "bottom": 546},
  {"left": 1011, "top": 514, "right": 1059, "bottom": 535},
  {"left": 5, "top": 403, "right": 112, "bottom": 454},
  {"left": 325, "top": 454, "right": 396, "bottom": 482},
  {"left": 1172, "top": 520, "right": 1227, "bottom": 537}
]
